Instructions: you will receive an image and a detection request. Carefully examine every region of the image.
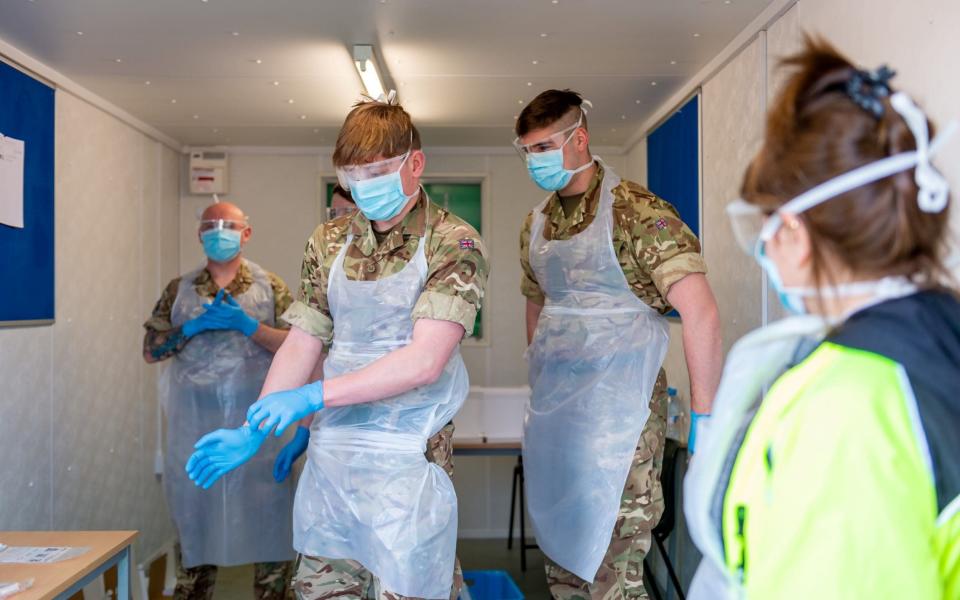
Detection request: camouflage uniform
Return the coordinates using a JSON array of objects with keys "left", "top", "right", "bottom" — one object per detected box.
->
[
  {"left": 143, "top": 260, "right": 293, "bottom": 360},
  {"left": 284, "top": 191, "right": 487, "bottom": 599},
  {"left": 145, "top": 260, "right": 295, "bottom": 600},
  {"left": 173, "top": 543, "right": 294, "bottom": 600},
  {"left": 519, "top": 164, "right": 704, "bottom": 599}
]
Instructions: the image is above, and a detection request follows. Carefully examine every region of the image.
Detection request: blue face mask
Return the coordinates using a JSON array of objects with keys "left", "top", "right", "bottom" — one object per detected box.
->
[
  {"left": 755, "top": 242, "right": 808, "bottom": 314},
  {"left": 347, "top": 152, "right": 416, "bottom": 222},
  {"left": 521, "top": 118, "right": 594, "bottom": 191},
  {"left": 201, "top": 229, "right": 242, "bottom": 262}
]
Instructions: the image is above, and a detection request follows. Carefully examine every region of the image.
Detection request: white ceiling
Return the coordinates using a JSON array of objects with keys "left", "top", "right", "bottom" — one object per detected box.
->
[{"left": 0, "top": 0, "right": 774, "bottom": 147}]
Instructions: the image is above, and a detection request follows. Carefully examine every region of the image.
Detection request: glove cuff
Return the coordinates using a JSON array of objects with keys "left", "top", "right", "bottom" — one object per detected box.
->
[
  {"left": 305, "top": 380, "right": 326, "bottom": 411},
  {"left": 240, "top": 315, "right": 260, "bottom": 337}
]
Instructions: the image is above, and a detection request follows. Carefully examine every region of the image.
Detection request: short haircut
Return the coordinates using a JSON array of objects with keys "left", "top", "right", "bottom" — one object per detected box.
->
[
  {"left": 331, "top": 184, "right": 353, "bottom": 203},
  {"left": 333, "top": 99, "right": 422, "bottom": 167},
  {"left": 515, "top": 89, "right": 588, "bottom": 137}
]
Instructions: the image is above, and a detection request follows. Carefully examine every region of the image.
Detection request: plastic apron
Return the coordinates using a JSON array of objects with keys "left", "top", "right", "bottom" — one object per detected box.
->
[
  {"left": 292, "top": 205, "right": 469, "bottom": 599},
  {"left": 160, "top": 259, "right": 294, "bottom": 568},
  {"left": 523, "top": 163, "right": 670, "bottom": 581},
  {"left": 683, "top": 315, "right": 828, "bottom": 599}
]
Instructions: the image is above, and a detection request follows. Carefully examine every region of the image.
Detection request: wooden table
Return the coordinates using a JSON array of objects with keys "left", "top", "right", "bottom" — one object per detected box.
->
[
  {"left": 0, "top": 531, "right": 137, "bottom": 600},
  {"left": 452, "top": 438, "right": 521, "bottom": 457}
]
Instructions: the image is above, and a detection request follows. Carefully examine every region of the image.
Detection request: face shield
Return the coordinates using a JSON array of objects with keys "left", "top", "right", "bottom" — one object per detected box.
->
[{"left": 512, "top": 113, "right": 583, "bottom": 161}]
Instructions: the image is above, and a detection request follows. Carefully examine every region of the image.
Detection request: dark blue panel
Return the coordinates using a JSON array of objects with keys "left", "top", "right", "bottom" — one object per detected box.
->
[
  {"left": 0, "top": 61, "right": 55, "bottom": 324},
  {"left": 647, "top": 95, "right": 699, "bottom": 238}
]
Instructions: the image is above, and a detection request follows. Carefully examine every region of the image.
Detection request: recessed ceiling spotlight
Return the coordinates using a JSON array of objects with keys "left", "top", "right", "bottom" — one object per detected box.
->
[
  {"left": 144, "top": 80, "right": 151, "bottom": 85},
  {"left": 287, "top": 99, "right": 295, "bottom": 104},
  {"left": 724, "top": 0, "right": 732, "bottom": 4},
  {"left": 213, "top": 128, "right": 219, "bottom": 133},
  {"left": 651, "top": 81, "right": 658, "bottom": 86},
  {"left": 670, "top": 60, "right": 677, "bottom": 65},
  {"left": 254, "top": 58, "right": 263, "bottom": 64},
  {"left": 611, "top": 128, "right": 617, "bottom": 132},
  {"left": 231, "top": 31, "right": 240, "bottom": 36},
  {"left": 551, "top": 0, "right": 558, "bottom": 4},
  {"left": 272, "top": 80, "right": 280, "bottom": 86},
  {"left": 693, "top": 33, "right": 701, "bottom": 38},
  {"left": 170, "top": 99, "right": 177, "bottom": 103},
  {"left": 527, "top": 81, "right": 533, "bottom": 86},
  {"left": 313, "top": 128, "right": 320, "bottom": 133},
  {"left": 513, "top": 115, "right": 519, "bottom": 119},
  {"left": 201, "top": 0, "right": 209, "bottom": 3},
  {"left": 621, "top": 115, "right": 627, "bottom": 120},
  {"left": 300, "top": 115, "right": 307, "bottom": 120},
  {"left": 532, "top": 59, "right": 539, "bottom": 65},
  {"left": 76, "top": 31, "right": 84, "bottom": 36},
  {"left": 114, "top": 58, "right": 123, "bottom": 63},
  {"left": 518, "top": 99, "right": 524, "bottom": 104},
  {"left": 540, "top": 33, "right": 548, "bottom": 38},
  {"left": 635, "top": 99, "right": 641, "bottom": 104},
  {"left": 192, "top": 114, "right": 199, "bottom": 120}
]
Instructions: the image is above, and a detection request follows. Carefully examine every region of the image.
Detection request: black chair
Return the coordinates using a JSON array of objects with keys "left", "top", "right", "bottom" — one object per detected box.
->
[
  {"left": 645, "top": 439, "right": 686, "bottom": 600},
  {"left": 506, "top": 455, "right": 538, "bottom": 571}
]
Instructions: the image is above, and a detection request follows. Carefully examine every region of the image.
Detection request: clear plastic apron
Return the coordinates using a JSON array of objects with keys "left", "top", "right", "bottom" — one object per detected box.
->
[
  {"left": 524, "top": 163, "right": 670, "bottom": 581},
  {"left": 160, "top": 259, "right": 294, "bottom": 568},
  {"left": 293, "top": 206, "right": 469, "bottom": 599}
]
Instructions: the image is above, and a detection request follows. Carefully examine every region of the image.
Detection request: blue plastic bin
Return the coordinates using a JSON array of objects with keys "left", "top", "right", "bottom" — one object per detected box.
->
[{"left": 460, "top": 570, "right": 524, "bottom": 600}]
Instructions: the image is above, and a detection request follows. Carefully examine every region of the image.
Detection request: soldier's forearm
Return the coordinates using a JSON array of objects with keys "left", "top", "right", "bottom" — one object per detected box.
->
[
  {"left": 250, "top": 323, "right": 289, "bottom": 354},
  {"left": 143, "top": 327, "right": 189, "bottom": 363}
]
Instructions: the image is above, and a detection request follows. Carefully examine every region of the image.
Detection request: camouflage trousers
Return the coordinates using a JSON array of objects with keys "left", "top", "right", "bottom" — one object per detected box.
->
[
  {"left": 292, "top": 422, "right": 463, "bottom": 600},
  {"left": 545, "top": 371, "right": 669, "bottom": 600},
  {"left": 172, "top": 542, "right": 294, "bottom": 600}
]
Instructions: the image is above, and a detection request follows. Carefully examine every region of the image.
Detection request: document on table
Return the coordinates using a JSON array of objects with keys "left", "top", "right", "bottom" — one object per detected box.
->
[
  {"left": 0, "top": 544, "right": 89, "bottom": 564},
  {"left": 0, "top": 135, "right": 25, "bottom": 228}
]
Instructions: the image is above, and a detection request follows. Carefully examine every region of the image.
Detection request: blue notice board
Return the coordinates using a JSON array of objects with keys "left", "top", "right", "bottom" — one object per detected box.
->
[
  {"left": 647, "top": 94, "right": 700, "bottom": 239},
  {"left": 0, "top": 60, "right": 55, "bottom": 326}
]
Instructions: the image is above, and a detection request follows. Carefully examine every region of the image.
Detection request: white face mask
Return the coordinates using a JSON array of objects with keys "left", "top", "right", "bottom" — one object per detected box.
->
[{"left": 727, "top": 92, "right": 957, "bottom": 315}]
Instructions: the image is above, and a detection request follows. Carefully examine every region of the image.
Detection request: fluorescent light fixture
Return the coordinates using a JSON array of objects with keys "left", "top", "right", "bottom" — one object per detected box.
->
[{"left": 353, "top": 45, "right": 386, "bottom": 101}]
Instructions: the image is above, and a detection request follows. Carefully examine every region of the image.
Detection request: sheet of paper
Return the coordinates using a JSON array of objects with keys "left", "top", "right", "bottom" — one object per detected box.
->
[
  {"left": 0, "top": 545, "right": 89, "bottom": 564},
  {"left": 0, "top": 136, "right": 25, "bottom": 229}
]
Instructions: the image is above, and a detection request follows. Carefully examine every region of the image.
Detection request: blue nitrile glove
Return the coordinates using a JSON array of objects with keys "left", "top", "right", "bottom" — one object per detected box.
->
[
  {"left": 202, "top": 291, "right": 260, "bottom": 337},
  {"left": 247, "top": 381, "right": 325, "bottom": 438},
  {"left": 689, "top": 411, "right": 711, "bottom": 454},
  {"left": 273, "top": 426, "right": 310, "bottom": 483},
  {"left": 185, "top": 424, "right": 267, "bottom": 489},
  {"left": 181, "top": 289, "right": 227, "bottom": 338}
]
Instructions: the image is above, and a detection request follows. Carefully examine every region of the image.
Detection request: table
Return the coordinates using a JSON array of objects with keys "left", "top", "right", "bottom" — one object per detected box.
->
[
  {"left": 0, "top": 531, "right": 137, "bottom": 600},
  {"left": 453, "top": 439, "right": 539, "bottom": 571}
]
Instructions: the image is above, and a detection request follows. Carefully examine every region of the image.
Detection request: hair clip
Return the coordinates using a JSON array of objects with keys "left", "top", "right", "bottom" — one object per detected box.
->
[{"left": 846, "top": 65, "right": 896, "bottom": 118}]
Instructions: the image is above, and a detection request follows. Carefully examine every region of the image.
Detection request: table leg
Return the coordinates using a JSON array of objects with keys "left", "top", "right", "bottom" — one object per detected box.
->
[{"left": 117, "top": 546, "right": 130, "bottom": 599}]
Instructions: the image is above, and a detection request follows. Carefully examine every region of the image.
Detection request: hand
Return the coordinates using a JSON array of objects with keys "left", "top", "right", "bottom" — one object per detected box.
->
[
  {"left": 273, "top": 426, "right": 310, "bottom": 482},
  {"left": 689, "top": 411, "right": 711, "bottom": 454},
  {"left": 247, "top": 381, "right": 325, "bottom": 437},
  {"left": 201, "top": 290, "right": 260, "bottom": 337},
  {"left": 185, "top": 425, "right": 266, "bottom": 489},
  {"left": 181, "top": 290, "right": 226, "bottom": 338}
]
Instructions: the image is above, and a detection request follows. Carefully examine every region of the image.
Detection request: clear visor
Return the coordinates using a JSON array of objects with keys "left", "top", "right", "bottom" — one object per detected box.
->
[
  {"left": 336, "top": 151, "right": 410, "bottom": 187},
  {"left": 512, "top": 113, "right": 582, "bottom": 158},
  {"left": 725, "top": 200, "right": 774, "bottom": 255},
  {"left": 326, "top": 205, "right": 356, "bottom": 221},
  {"left": 199, "top": 218, "right": 248, "bottom": 233}
]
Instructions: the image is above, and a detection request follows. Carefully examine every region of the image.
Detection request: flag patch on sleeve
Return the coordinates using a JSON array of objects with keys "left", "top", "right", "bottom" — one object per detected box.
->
[{"left": 459, "top": 238, "right": 476, "bottom": 250}]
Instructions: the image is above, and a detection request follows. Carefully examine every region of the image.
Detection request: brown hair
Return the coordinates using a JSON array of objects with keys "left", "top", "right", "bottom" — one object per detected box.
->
[
  {"left": 515, "top": 89, "right": 588, "bottom": 137},
  {"left": 333, "top": 99, "right": 421, "bottom": 167},
  {"left": 742, "top": 35, "right": 953, "bottom": 289}
]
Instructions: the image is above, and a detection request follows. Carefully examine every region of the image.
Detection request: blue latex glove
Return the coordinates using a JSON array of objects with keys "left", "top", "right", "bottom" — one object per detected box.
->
[
  {"left": 689, "top": 411, "right": 711, "bottom": 454},
  {"left": 247, "top": 381, "right": 325, "bottom": 437},
  {"left": 180, "top": 289, "right": 229, "bottom": 338},
  {"left": 273, "top": 426, "right": 310, "bottom": 482},
  {"left": 202, "top": 291, "right": 260, "bottom": 337},
  {"left": 185, "top": 424, "right": 266, "bottom": 489}
]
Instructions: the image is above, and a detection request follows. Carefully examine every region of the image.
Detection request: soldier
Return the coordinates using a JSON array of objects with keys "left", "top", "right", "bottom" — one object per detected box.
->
[
  {"left": 183, "top": 96, "right": 488, "bottom": 600},
  {"left": 143, "top": 200, "right": 295, "bottom": 600},
  {"left": 515, "top": 89, "right": 723, "bottom": 599}
]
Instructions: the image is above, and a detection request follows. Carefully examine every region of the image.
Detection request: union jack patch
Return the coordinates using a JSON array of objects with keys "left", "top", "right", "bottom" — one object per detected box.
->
[
  {"left": 655, "top": 217, "right": 668, "bottom": 231},
  {"left": 459, "top": 238, "right": 476, "bottom": 250}
]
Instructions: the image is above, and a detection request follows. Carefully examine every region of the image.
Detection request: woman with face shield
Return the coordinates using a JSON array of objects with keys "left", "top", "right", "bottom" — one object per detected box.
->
[{"left": 684, "top": 37, "right": 960, "bottom": 599}]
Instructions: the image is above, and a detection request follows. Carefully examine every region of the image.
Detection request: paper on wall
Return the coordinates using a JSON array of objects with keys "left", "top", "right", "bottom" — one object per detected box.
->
[{"left": 0, "top": 135, "right": 25, "bottom": 229}]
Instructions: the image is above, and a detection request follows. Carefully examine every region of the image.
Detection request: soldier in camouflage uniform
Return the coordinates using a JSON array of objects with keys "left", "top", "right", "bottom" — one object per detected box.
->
[
  {"left": 516, "top": 90, "right": 723, "bottom": 599},
  {"left": 143, "top": 201, "right": 296, "bottom": 600},
  {"left": 186, "top": 98, "right": 488, "bottom": 600}
]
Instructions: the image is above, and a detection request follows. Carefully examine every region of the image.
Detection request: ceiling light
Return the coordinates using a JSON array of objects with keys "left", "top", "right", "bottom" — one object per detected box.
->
[
  {"left": 254, "top": 58, "right": 263, "bottom": 64},
  {"left": 353, "top": 44, "right": 387, "bottom": 101},
  {"left": 551, "top": 0, "right": 559, "bottom": 4},
  {"left": 76, "top": 31, "right": 84, "bottom": 36},
  {"left": 170, "top": 99, "right": 177, "bottom": 104},
  {"left": 651, "top": 81, "right": 658, "bottom": 86},
  {"left": 621, "top": 115, "right": 627, "bottom": 120},
  {"left": 300, "top": 115, "right": 307, "bottom": 120},
  {"left": 231, "top": 31, "right": 240, "bottom": 36},
  {"left": 635, "top": 99, "right": 641, "bottom": 104},
  {"left": 272, "top": 80, "right": 280, "bottom": 86},
  {"left": 611, "top": 128, "right": 617, "bottom": 132},
  {"left": 693, "top": 33, "right": 701, "bottom": 38},
  {"left": 670, "top": 60, "right": 677, "bottom": 65},
  {"left": 287, "top": 98, "right": 295, "bottom": 104},
  {"left": 540, "top": 33, "right": 548, "bottom": 38},
  {"left": 114, "top": 58, "right": 123, "bottom": 63},
  {"left": 527, "top": 81, "right": 533, "bottom": 86},
  {"left": 313, "top": 129, "right": 320, "bottom": 133},
  {"left": 144, "top": 80, "right": 151, "bottom": 85},
  {"left": 532, "top": 59, "right": 539, "bottom": 65},
  {"left": 213, "top": 128, "right": 219, "bottom": 133},
  {"left": 192, "top": 114, "right": 199, "bottom": 119},
  {"left": 518, "top": 99, "right": 524, "bottom": 104}
]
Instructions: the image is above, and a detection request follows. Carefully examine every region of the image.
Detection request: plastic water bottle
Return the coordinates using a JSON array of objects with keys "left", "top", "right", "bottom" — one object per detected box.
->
[{"left": 666, "top": 387, "right": 688, "bottom": 443}]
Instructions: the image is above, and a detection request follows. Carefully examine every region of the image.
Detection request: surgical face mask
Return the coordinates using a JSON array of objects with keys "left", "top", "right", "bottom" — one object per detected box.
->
[
  {"left": 514, "top": 114, "right": 594, "bottom": 191},
  {"left": 201, "top": 229, "right": 242, "bottom": 262},
  {"left": 337, "top": 149, "right": 416, "bottom": 222},
  {"left": 726, "top": 91, "right": 956, "bottom": 314}
]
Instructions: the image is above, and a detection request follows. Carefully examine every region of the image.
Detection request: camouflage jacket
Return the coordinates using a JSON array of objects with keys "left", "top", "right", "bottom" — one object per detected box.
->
[
  {"left": 144, "top": 259, "right": 293, "bottom": 332},
  {"left": 519, "top": 163, "right": 706, "bottom": 314},
  {"left": 283, "top": 190, "right": 489, "bottom": 346}
]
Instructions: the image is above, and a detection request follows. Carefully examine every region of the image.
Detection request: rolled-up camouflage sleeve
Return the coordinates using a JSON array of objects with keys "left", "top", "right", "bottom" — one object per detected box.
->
[
  {"left": 629, "top": 186, "right": 707, "bottom": 299},
  {"left": 143, "top": 278, "right": 181, "bottom": 332},
  {"left": 412, "top": 219, "right": 489, "bottom": 334},
  {"left": 519, "top": 211, "right": 545, "bottom": 306},
  {"left": 281, "top": 228, "right": 334, "bottom": 345},
  {"left": 268, "top": 273, "right": 294, "bottom": 329}
]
